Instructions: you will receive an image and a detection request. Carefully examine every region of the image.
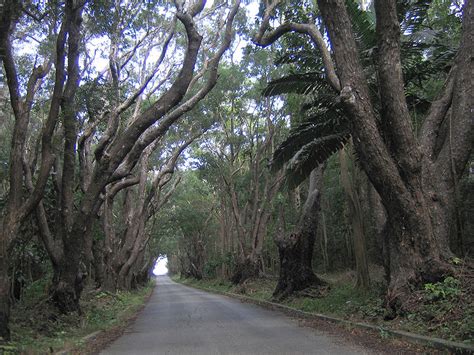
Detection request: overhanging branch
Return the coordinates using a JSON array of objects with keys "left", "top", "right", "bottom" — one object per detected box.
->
[{"left": 253, "top": 0, "right": 340, "bottom": 92}]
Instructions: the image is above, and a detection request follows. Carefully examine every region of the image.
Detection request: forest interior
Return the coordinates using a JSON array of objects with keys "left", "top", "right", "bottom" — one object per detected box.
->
[{"left": 0, "top": 0, "right": 472, "bottom": 352}]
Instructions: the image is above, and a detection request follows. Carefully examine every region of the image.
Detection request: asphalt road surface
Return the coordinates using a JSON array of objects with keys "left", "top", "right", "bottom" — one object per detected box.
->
[{"left": 101, "top": 275, "right": 371, "bottom": 355}]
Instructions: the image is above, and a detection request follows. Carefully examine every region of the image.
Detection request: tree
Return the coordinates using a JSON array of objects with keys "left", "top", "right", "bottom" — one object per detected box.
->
[
  {"left": 0, "top": 0, "right": 241, "bottom": 340},
  {"left": 100, "top": 133, "right": 197, "bottom": 290},
  {"left": 192, "top": 57, "right": 286, "bottom": 283},
  {"left": 339, "top": 145, "right": 370, "bottom": 290},
  {"left": 157, "top": 171, "right": 217, "bottom": 279},
  {"left": 0, "top": 0, "right": 84, "bottom": 339},
  {"left": 273, "top": 166, "right": 327, "bottom": 299},
  {"left": 254, "top": 0, "right": 472, "bottom": 310}
]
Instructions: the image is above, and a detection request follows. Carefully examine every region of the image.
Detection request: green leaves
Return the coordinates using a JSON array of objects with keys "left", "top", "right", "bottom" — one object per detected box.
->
[
  {"left": 345, "top": 0, "right": 376, "bottom": 51},
  {"left": 260, "top": 0, "right": 376, "bottom": 188},
  {"left": 424, "top": 277, "right": 461, "bottom": 301},
  {"left": 285, "top": 132, "right": 350, "bottom": 187},
  {"left": 272, "top": 111, "right": 348, "bottom": 169},
  {"left": 270, "top": 106, "right": 350, "bottom": 188},
  {"left": 262, "top": 72, "right": 331, "bottom": 97},
  {"left": 262, "top": 0, "right": 461, "bottom": 189},
  {"left": 264, "top": 69, "right": 348, "bottom": 187}
]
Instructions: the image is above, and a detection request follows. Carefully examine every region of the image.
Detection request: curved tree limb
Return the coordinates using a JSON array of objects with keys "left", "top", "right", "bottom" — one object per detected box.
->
[
  {"left": 94, "top": 17, "right": 177, "bottom": 162},
  {"left": 253, "top": 0, "right": 340, "bottom": 92},
  {"left": 111, "top": 0, "right": 241, "bottom": 180}
]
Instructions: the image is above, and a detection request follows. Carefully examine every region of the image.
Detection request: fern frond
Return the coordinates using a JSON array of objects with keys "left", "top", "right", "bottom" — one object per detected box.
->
[
  {"left": 271, "top": 110, "right": 348, "bottom": 172},
  {"left": 262, "top": 72, "right": 331, "bottom": 97},
  {"left": 285, "top": 132, "right": 351, "bottom": 188},
  {"left": 345, "top": 0, "right": 376, "bottom": 51}
]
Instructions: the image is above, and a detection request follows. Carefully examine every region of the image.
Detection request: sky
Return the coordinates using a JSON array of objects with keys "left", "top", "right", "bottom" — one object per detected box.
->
[
  {"left": 82, "top": 1, "right": 260, "bottom": 85},
  {"left": 153, "top": 256, "right": 169, "bottom": 275}
]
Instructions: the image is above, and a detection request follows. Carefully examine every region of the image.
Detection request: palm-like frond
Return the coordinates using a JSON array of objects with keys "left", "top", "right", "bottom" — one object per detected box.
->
[
  {"left": 262, "top": 72, "right": 331, "bottom": 97},
  {"left": 262, "top": 0, "right": 376, "bottom": 187},
  {"left": 285, "top": 133, "right": 351, "bottom": 188},
  {"left": 345, "top": 0, "right": 376, "bottom": 51},
  {"left": 302, "top": 93, "right": 341, "bottom": 114},
  {"left": 271, "top": 108, "right": 349, "bottom": 172}
]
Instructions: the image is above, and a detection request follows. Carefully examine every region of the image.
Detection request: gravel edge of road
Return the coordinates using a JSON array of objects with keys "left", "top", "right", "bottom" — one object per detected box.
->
[{"left": 179, "top": 281, "right": 474, "bottom": 355}]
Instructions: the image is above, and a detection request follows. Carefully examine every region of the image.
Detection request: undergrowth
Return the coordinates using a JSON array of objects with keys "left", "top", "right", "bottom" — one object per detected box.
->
[{"left": 2, "top": 278, "right": 154, "bottom": 354}]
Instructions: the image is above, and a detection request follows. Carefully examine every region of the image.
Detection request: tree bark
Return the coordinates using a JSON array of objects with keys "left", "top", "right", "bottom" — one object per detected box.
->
[
  {"left": 48, "top": 0, "right": 86, "bottom": 313},
  {"left": 0, "top": 246, "right": 11, "bottom": 341},
  {"left": 339, "top": 147, "right": 370, "bottom": 290},
  {"left": 92, "top": 239, "right": 105, "bottom": 288},
  {"left": 50, "top": 0, "right": 240, "bottom": 305},
  {"left": 0, "top": 0, "right": 76, "bottom": 337},
  {"left": 314, "top": 0, "right": 473, "bottom": 310},
  {"left": 49, "top": 0, "right": 203, "bottom": 307},
  {"left": 226, "top": 98, "right": 283, "bottom": 284},
  {"left": 273, "top": 166, "right": 326, "bottom": 299}
]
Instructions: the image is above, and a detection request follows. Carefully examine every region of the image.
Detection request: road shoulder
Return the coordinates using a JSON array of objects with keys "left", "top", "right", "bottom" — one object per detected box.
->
[{"left": 176, "top": 278, "right": 473, "bottom": 354}]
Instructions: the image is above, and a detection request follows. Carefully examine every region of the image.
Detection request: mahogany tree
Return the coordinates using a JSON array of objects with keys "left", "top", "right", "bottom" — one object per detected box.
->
[
  {"left": 190, "top": 58, "right": 286, "bottom": 283},
  {"left": 254, "top": 0, "right": 472, "bottom": 310},
  {"left": 0, "top": 0, "right": 84, "bottom": 340},
  {"left": 100, "top": 133, "right": 199, "bottom": 291},
  {"left": 0, "top": 0, "right": 241, "bottom": 340}
]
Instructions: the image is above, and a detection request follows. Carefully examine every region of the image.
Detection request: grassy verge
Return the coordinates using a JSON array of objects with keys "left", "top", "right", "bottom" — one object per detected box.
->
[
  {"left": 174, "top": 271, "right": 473, "bottom": 345},
  {"left": 2, "top": 278, "right": 154, "bottom": 354}
]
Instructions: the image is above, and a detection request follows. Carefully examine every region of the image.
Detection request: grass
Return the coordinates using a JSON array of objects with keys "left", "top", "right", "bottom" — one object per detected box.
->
[
  {"left": 175, "top": 276, "right": 233, "bottom": 293},
  {"left": 174, "top": 269, "right": 473, "bottom": 345},
  {"left": 284, "top": 283, "right": 384, "bottom": 318},
  {"left": 2, "top": 278, "right": 154, "bottom": 354}
]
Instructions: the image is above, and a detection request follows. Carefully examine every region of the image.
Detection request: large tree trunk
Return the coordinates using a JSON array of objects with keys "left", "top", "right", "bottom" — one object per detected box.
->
[
  {"left": 47, "top": 5, "right": 205, "bottom": 300},
  {"left": 0, "top": 0, "right": 70, "bottom": 337},
  {"left": 1, "top": 0, "right": 240, "bottom": 338},
  {"left": 230, "top": 255, "right": 262, "bottom": 284},
  {"left": 42, "top": 0, "right": 86, "bottom": 314},
  {"left": 92, "top": 239, "right": 105, "bottom": 288},
  {"left": 314, "top": 0, "right": 472, "bottom": 310},
  {"left": 51, "top": 258, "right": 85, "bottom": 314},
  {"left": 273, "top": 166, "right": 326, "bottom": 299},
  {"left": 117, "top": 216, "right": 147, "bottom": 289},
  {"left": 0, "top": 241, "right": 11, "bottom": 341},
  {"left": 226, "top": 97, "right": 282, "bottom": 285},
  {"left": 48, "top": 178, "right": 101, "bottom": 311},
  {"left": 110, "top": 141, "right": 185, "bottom": 290},
  {"left": 131, "top": 249, "right": 154, "bottom": 288},
  {"left": 230, "top": 170, "right": 283, "bottom": 285},
  {"left": 50, "top": 205, "right": 94, "bottom": 312}
]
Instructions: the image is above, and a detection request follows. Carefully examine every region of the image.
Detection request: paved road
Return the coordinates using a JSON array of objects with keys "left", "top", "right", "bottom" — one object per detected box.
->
[{"left": 101, "top": 275, "right": 371, "bottom": 355}]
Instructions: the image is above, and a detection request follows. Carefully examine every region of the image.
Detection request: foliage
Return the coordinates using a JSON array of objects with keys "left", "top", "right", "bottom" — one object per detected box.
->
[
  {"left": 263, "top": 0, "right": 463, "bottom": 187},
  {"left": 313, "top": 154, "right": 354, "bottom": 271},
  {"left": 7, "top": 278, "right": 154, "bottom": 353},
  {"left": 0, "top": 0, "right": 471, "bottom": 346},
  {"left": 180, "top": 269, "right": 473, "bottom": 344},
  {"left": 423, "top": 277, "right": 461, "bottom": 301},
  {"left": 399, "top": 275, "right": 473, "bottom": 343}
]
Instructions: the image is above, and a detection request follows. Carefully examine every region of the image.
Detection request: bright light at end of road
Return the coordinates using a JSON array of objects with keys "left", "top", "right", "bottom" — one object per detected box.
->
[{"left": 153, "top": 256, "right": 168, "bottom": 276}]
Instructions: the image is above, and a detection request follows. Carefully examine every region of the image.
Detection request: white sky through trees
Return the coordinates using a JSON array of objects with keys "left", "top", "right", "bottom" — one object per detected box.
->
[{"left": 153, "top": 256, "right": 169, "bottom": 275}]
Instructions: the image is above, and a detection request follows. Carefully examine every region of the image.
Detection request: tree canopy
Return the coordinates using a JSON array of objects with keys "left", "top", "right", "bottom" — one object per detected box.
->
[{"left": 0, "top": 0, "right": 472, "bottom": 345}]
